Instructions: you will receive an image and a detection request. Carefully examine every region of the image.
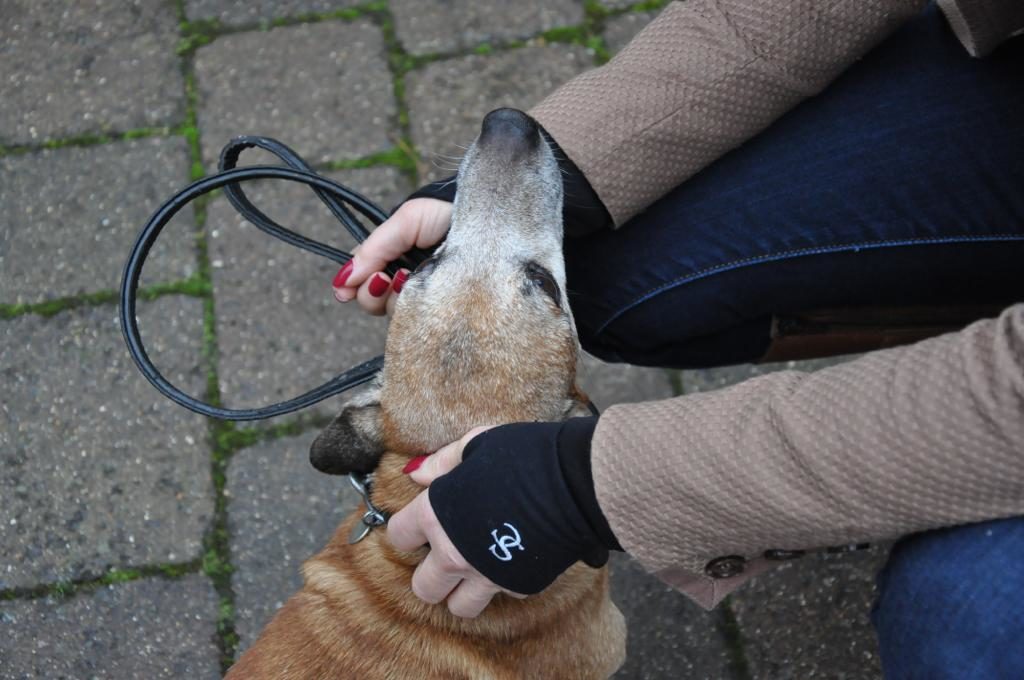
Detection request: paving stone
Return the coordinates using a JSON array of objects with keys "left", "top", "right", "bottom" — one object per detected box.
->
[
  {"left": 405, "top": 45, "right": 592, "bottom": 172},
  {"left": 391, "top": 0, "right": 583, "bottom": 56},
  {"left": 0, "top": 574, "right": 220, "bottom": 678},
  {"left": 609, "top": 553, "right": 734, "bottom": 679},
  {"left": 682, "top": 355, "right": 862, "bottom": 394},
  {"left": 186, "top": 0, "right": 363, "bottom": 27},
  {"left": 603, "top": 10, "right": 661, "bottom": 54},
  {"left": 682, "top": 356, "right": 881, "bottom": 677},
  {"left": 0, "top": 0, "right": 185, "bottom": 145},
  {"left": 194, "top": 21, "right": 397, "bottom": 167},
  {"left": 0, "top": 298, "right": 212, "bottom": 590},
  {"left": 209, "top": 165, "right": 410, "bottom": 418},
  {"left": 0, "top": 137, "right": 197, "bottom": 305},
  {"left": 228, "top": 431, "right": 362, "bottom": 650},
  {"left": 578, "top": 352, "right": 674, "bottom": 411},
  {"left": 730, "top": 547, "right": 890, "bottom": 679}
]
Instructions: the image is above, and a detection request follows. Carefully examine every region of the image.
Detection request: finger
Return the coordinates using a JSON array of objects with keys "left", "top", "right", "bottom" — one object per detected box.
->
[
  {"left": 348, "top": 198, "right": 452, "bottom": 288},
  {"left": 409, "top": 425, "right": 494, "bottom": 485},
  {"left": 411, "top": 543, "right": 470, "bottom": 604},
  {"left": 445, "top": 578, "right": 502, "bottom": 618},
  {"left": 384, "top": 269, "right": 410, "bottom": 316},
  {"left": 354, "top": 272, "right": 393, "bottom": 316},
  {"left": 386, "top": 491, "right": 431, "bottom": 552}
]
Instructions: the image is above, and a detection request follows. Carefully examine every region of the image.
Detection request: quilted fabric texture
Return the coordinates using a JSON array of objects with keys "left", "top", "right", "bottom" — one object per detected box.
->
[
  {"left": 591, "top": 304, "right": 1024, "bottom": 609},
  {"left": 531, "top": 0, "right": 928, "bottom": 225}
]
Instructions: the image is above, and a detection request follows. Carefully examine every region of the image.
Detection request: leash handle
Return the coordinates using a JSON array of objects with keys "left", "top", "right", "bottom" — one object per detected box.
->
[{"left": 119, "top": 137, "right": 426, "bottom": 421}]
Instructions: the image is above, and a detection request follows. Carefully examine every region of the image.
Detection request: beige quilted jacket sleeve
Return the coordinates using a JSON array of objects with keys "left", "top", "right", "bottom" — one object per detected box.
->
[
  {"left": 591, "top": 304, "right": 1024, "bottom": 609},
  {"left": 531, "top": 0, "right": 928, "bottom": 225}
]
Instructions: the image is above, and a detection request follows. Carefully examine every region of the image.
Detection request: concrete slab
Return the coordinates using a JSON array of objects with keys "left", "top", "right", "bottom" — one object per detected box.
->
[
  {"left": 0, "top": 137, "right": 197, "bottom": 305},
  {"left": 681, "top": 356, "right": 882, "bottom": 678},
  {"left": 185, "top": 0, "right": 364, "bottom": 27},
  {"left": 604, "top": 10, "right": 661, "bottom": 54},
  {"left": 227, "top": 431, "right": 361, "bottom": 650},
  {"left": 0, "top": 0, "right": 184, "bottom": 145},
  {"left": 610, "top": 553, "right": 735, "bottom": 679},
  {"left": 730, "top": 547, "right": 889, "bottom": 679},
  {"left": 0, "top": 574, "right": 220, "bottom": 679},
  {"left": 194, "top": 20, "right": 397, "bottom": 167},
  {"left": 391, "top": 0, "right": 583, "bottom": 56},
  {"left": 208, "top": 166, "right": 409, "bottom": 419},
  {"left": 405, "top": 45, "right": 592, "bottom": 172},
  {"left": 0, "top": 298, "right": 212, "bottom": 590}
]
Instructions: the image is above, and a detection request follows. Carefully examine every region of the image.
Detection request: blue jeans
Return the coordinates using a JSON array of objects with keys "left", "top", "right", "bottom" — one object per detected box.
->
[
  {"left": 872, "top": 517, "right": 1024, "bottom": 679},
  {"left": 565, "top": 3, "right": 1024, "bottom": 368},
  {"left": 562, "top": 4, "right": 1024, "bottom": 676}
]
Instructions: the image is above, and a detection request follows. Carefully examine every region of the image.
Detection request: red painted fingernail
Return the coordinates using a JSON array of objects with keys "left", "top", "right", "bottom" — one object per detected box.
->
[
  {"left": 368, "top": 273, "right": 389, "bottom": 298},
  {"left": 332, "top": 261, "right": 354, "bottom": 287},
  {"left": 403, "top": 455, "right": 428, "bottom": 474},
  {"left": 393, "top": 269, "right": 409, "bottom": 295}
]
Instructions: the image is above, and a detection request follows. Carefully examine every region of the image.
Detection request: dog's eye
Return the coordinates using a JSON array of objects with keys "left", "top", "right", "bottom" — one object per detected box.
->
[{"left": 525, "top": 263, "right": 561, "bottom": 307}]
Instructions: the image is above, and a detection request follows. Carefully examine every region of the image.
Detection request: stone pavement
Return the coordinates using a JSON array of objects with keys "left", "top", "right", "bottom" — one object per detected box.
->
[{"left": 1, "top": 2, "right": 884, "bottom": 677}]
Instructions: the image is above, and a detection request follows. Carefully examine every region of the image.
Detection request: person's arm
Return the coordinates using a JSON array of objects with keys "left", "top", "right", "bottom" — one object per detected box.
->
[
  {"left": 531, "top": 0, "right": 927, "bottom": 226},
  {"left": 593, "top": 303, "right": 1024, "bottom": 609}
]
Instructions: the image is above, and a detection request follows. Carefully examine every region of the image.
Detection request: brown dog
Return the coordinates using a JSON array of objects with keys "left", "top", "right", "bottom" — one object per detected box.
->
[{"left": 226, "top": 109, "right": 627, "bottom": 679}]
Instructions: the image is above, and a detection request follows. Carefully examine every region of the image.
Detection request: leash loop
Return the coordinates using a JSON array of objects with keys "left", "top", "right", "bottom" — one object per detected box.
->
[{"left": 119, "top": 136, "right": 428, "bottom": 421}]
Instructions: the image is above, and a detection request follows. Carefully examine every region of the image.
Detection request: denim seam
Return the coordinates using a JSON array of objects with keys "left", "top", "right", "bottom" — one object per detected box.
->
[{"left": 593, "top": 234, "right": 1024, "bottom": 337}]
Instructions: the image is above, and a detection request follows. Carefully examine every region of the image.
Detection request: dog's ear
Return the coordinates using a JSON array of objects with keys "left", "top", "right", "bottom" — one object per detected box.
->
[{"left": 310, "top": 385, "right": 384, "bottom": 476}]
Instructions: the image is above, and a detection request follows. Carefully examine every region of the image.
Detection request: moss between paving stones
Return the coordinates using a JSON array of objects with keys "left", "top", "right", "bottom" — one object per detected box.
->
[{"left": 0, "top": 561, "right": 202, "bottom": 603}]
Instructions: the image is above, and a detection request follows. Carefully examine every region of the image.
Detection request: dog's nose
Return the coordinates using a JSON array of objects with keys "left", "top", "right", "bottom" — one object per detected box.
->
[{"left": 478, "top": 108, "right": 540, "bottom": 158}]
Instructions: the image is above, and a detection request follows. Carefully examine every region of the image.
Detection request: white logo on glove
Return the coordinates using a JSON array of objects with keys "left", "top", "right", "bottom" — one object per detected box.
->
[{"left": 489, "top": 523, "right": 525, "bottom": 562}]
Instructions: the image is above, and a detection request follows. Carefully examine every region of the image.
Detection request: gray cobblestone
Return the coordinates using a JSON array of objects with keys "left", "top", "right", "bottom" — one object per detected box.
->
[
  {"left": 208, "top": 166, "right": 409, "bottom": 418},
  {"left": 185, "top": 0, "right": 364, "bottom": 27},
  {"left": 405, "top": 45, "right": 592, "bottom": 172},
  {"left": 578, "top": 353, "right": 674, "bottom": 410},
  {"left": 731, "top": 547, "right": 889, "bottom": 679},
  {"left": 604, "top": 10, "right": 661, "bottom": 54},
  {"left": 194, "top": 20, "right": 397, "bottom": 167},
  {"left": 227, "top": 431, "right": 361, "bottom": 650},
  {"left": 0, "top": 298, "right": 212, "bottom": 590},
  {"left": 0, "top": 575, "right": 221, "bottom": 679},
  {"left": 391, "top": 0, "right": 583, "bottom": 56},
  {"left": 0, "top": 0, "right": 185, "bottom": 145},
  {"left": 610, "top": 553, "right": 734, "bottom": 679},
  {"left": 681, "top": 356, "right": 881, "bottom": 678},
  {"left": 0, "top": 137, "right": 197, "bottom": 305}
]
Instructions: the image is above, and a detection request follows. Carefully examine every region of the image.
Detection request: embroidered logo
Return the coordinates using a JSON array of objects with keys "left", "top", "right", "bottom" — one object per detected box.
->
[{"left": 488, "top": 523, "right": 525, "bottom": 562}]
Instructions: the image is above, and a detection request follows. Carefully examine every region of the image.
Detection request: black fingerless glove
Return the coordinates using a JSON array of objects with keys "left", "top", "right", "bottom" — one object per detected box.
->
[
  {"left": 428, "top": 417, "right": 622, "bottom": 595},
  {"left": 405, "top": 125, "right": 613, "bottom": 237}
]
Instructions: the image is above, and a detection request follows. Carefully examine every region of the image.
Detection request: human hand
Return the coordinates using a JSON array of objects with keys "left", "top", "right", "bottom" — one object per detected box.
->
[
  {"left": 387, "top": 418, "right": 618, "bottom": 618},
  {"left": 331, "top": 197, "right": 452, "bottom": 315},
  {"left": 387, "top": 427, "right": 525, "bottom": 619}
]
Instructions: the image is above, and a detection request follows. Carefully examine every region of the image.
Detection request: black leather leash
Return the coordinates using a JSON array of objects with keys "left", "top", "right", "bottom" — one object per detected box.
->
[{"left": 119, "top": 135, "right": 431, "bottom": 421}]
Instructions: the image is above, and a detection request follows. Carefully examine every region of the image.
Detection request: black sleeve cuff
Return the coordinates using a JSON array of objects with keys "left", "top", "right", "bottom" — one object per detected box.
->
[{"left": 428, "top": 418, "right": 618, "bottom": 595}]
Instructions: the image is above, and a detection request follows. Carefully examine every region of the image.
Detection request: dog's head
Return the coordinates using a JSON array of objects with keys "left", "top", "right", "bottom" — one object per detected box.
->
[{"left": 312, "top": 109, "right": 586, "bottom": 474}]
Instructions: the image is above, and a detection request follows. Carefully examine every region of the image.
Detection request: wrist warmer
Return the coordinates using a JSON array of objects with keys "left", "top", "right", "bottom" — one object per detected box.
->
[
  {"left": 428, "top": 417, "right": 621, "bottom": 595},
  {"left": 402, "top": 125, "right": 613, "bottom": 237}
]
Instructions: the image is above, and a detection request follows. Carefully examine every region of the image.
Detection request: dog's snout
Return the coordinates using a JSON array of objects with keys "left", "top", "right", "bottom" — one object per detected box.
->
[{"left": 478, "top": 108, "right": 540, "bottom": 158}]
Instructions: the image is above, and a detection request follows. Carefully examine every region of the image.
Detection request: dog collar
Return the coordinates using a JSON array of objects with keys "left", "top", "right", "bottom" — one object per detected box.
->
[{"left": 347, "top": 472, "right": 390, "bottom": 544}]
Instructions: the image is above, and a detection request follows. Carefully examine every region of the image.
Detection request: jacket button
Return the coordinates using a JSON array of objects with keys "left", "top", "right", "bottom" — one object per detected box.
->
[
  {"left": 826, "top": 543, "right": 871, "bottom": 553},
  {"left": 764, "top": 549, "right": 805, "bottom": 561},
  {"left": 704, "top": 555, "right": 746, "bottom": 579}
]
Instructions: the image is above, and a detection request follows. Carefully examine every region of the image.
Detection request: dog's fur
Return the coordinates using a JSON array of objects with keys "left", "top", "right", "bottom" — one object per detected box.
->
[{"left": 227, "top": 109, "right": 627, "bottom": 679}]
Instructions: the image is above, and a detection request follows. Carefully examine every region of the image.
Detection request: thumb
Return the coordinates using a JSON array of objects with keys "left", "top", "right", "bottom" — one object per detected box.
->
[{"left": 409, "top": 425, "right": 493, "bottom": 486}]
